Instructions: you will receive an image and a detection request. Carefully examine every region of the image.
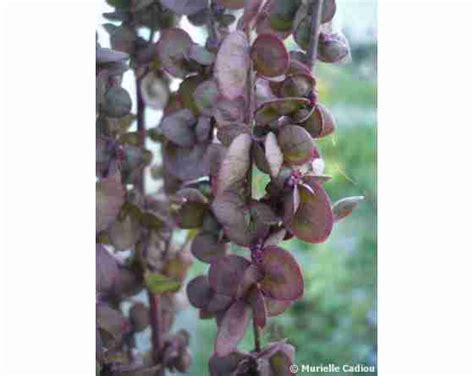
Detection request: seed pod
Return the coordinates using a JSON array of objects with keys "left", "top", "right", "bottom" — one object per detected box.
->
[
  {"left": 103, "top": 86, "right": 132, "bottom": 118},
  {"left": 129, "top": 302, "right": 150, "bottom": 332},
  {"left": 332, "top": 196, "right": 364, "bottom": 222},
  {"left": 318, "top": 31, "right": 351, "bottom": 64}
]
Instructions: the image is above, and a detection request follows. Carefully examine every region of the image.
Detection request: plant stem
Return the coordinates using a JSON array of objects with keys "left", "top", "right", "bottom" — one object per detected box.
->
[
  {"left": 135, "top": 75, "right": 163, "bottom": 373},
  {"left": 148, "top": 291, "right": 163, "bottom": 364},
  {"left": 253, "top": 317, "right": 261, "bottom": 353},
  {"left": 207, "top": 1, "right": 218, "bottom": 45},
  {"left": 135, "top": 77, "right": 145, "bottom": 193},
  {"left": 246, "top": 62, "right": 255, "bottom": 199},
  {"left": 305, "top": 0, "right": 324, "bottom": 70},
  {"left": 246, "top": 48, "right": 261, "bottom": 353}
]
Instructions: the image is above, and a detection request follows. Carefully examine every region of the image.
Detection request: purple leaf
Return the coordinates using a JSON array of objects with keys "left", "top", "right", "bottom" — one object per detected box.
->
[
  {"left": 236, "top": 264, "right": 264, "bottom": 298},
  {"left": 251, "top": 34, "right": 289, "bottom": 78},
  {"left": 241, "top": 0, "right": 264, "bottom": 31},
  {"left": 214, "top": 96, "right": 246, "bottom": 126},
  {"left": 265, "top": 297, "right": 293, "bottom": 316},
  {"left": 189, "top": 44, "right": 216, "bottom": 65},
  {"left": 212, "top": 191, "right": 254, "bottom": 246},
  {"left": 264, "top": 131, "right": 283, "bottom": 178},
  {"left": 129, "top": 302, "right": 150, "bottom": 332},
  {"left": 216, "top": 133, "right": 252, "bottom": 195},
  {"left": 209, "top": 255, "right": 251, "bottom": 296},
  {"left": 96, "top": 170, "right": 125, "bottom": 233},
  {"left": 318, "top": 31, "right": 351, "bottom": 64},
  {"left": 163, "top": 142, "right": 210, "bottom": 181},
  {"left": 212, "top": 192, "right": 275, "bottom": 246},
  {"left": 246, "top": 286, "right": 267, "bottom": 328},
  {"left": 160, "top": 109, "right": 196, "bottom": 147},
  {"left": 191, "top": 232, "right": 227, "bottom": 264},
  {"left": 280, "top": 73, "right": 315, "bottom": 98},
  {"left": 285, "top": 176, "right": 333, "bottom": 243},
  {"left": 215, "top": 0, "right": 246, "bottom": 10},
  {"left": 321, "top": 0, "right": 337, "bottom": 23},
  {"left": 207, "top": 293, "right": 234, "bottom": 313},
  {"left": 178, "top": 75, "right": 206, "bottom": 115},
  {"left": 257, "top": 341, "right": 295, "bottom": 374},
  {"left": 255, "top": 97, "right": 310, "bottom": 126},
  {"left": 97, "top": 303, "right": 129, "bottom": 343},
  {"left": 97, "top": 47, "right": 129, "bottom": 64},
  {"left": 278, "top": 125, "right": 318, "bottom": 165},
  {"left": 216, "top": 123, "right": 250, "bottom": 147},
  {"left": 161, "top": 0, "right": 207, "bottom": 15},
  {"left": 108, "top": 214, "right": 141, "bottom": 251},
  {"left": 209, "top": 352, "right": 253, "bottom": 376},
  {"left": 140, "top": 72, "right": 170, "bottom": 110},
  {"left": 214, "top": 31, "right": 250, "bottom": 100},
  {"left": 260, "top": 246, "right": 304, "bottom": 301},
  {"left": 156, "top": 28, "right": 193, "bottom": 78},
  {"left": 214, "top": 301, "right": 250, "bottom": 356},
  {"left": 187, "top": 275, "right": 213, "bottom": 309},
  {"left": 193, "top": 79, "right": 220, "bottom": 117},
  {"left": 96, "top": 244, "right": 119, "bottom": 296}
]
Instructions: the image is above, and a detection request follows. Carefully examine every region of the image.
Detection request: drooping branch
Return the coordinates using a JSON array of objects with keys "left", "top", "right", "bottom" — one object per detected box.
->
[
  {"left": 148, "top": 290, "right": 163, "bottom": 364},
  {"left": 135, "top": 77, "right": 146, "bottom": 193},
  {"left": 207, "top": 1, "right": 218, "bottom": 45},
  {"left": 135, "top": 73, "right": 163, "bottom": 373},
  {"left": 305, "top": 0, "right": 324, "bottom": 70}
]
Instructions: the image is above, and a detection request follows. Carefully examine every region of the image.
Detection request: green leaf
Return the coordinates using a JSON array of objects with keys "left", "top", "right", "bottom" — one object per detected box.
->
[{"left": 145, "top": 272, "right": 181, "bottom": 294}]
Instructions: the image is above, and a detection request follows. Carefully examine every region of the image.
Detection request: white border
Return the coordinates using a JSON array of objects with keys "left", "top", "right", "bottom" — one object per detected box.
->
[
  {"left": 0, "top": 1, "right": 96, "bottom": 374},
  {"left": 0, "top": 0, "right": 472, "bottom": 375},
  {"left": 378, "top": 0, "right": 474, "bottom": 375}
]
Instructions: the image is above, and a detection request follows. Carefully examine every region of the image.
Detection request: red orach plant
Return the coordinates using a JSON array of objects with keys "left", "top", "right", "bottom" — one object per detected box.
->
[{"left": 96, "top": 0, "right": 361, "bottom": 374}]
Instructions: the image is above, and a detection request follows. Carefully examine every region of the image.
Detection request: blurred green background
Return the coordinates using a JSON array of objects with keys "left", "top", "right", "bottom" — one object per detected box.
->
[{"left": 182, "top": 14, "right": 378, "bottom": 376}]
